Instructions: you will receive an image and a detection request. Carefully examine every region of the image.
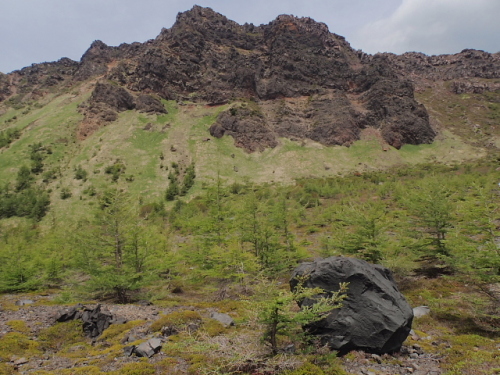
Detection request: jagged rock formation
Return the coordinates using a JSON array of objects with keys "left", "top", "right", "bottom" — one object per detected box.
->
[
  {"left": 4, "top": 6, "right": 499, "bottom": 151},
  {"left": 56, "top": 304, "right": 125, "bottom": 338},
  {"left": 381, "top": 49, "right": 500, "bottom": 93},
  {"left": 77, "top": 81, "right": 166, "bottom": 139},
  {"left": 0, "top": 58, "right": 79, "bottom": 102},
  {"left": 290, "top": 256, "right": 414, "bottom": 354}
]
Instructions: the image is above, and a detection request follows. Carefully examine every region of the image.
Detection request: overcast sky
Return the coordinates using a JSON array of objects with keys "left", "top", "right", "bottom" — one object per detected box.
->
[{"left": 1, "top": 0, "right": 499, "bottom": 73}]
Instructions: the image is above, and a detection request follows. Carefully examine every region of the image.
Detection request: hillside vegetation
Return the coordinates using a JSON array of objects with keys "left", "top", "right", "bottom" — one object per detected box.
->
[
  {"left": 1, "top": 161, "right": 500, "bottom": 374},
  {"left": 1, "top": 6, "right": 500, "bottom": 375}
]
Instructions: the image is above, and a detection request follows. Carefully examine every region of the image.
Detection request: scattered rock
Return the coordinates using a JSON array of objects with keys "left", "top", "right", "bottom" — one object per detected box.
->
[
  {"left": 123, "top": 345, "right": 135, "bottom": 357},
  {"left": 56, "top": 304, "right": 120, "bottom": 338},
  {"left": 134, "top": 338, "right": 163, "bottom": 358},
  {"left": 413, "top": 306, "right": 431, "bottom": 318},
  {"left": 290, "top": 256, "right": 414, "bottom": 354},
  {"left": 210, "top": 312, "right": 235, "bottom": 327}
]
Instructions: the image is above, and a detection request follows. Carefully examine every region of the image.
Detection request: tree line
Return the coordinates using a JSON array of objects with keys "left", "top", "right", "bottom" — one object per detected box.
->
[{"left": 0, "top": 161, "right": 499, "bottom": 301}]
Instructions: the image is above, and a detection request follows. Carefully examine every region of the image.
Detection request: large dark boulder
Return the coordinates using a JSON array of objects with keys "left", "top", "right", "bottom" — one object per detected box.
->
[{"left": 290, "top": 256, "right": 413, "bottom": 354}]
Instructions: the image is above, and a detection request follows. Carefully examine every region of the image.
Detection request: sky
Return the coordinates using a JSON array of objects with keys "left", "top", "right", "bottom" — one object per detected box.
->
[{"left": 1, "top": 0, "right": 499, "bottom": 74}]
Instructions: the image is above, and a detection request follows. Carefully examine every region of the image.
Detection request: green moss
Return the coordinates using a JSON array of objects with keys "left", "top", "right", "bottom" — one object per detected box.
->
[
  {"left": 54, "top": 366, "right": 102, "bottom": 375},
  {"left": 99, "top": 320, "right": 146, "bottom": 343},
  {"left": 0, "top": 332, "right": 40, "bottom": 361},
  {"left": 38, "top": 320, "right": 85, "bottom": 351},
  {"left": 150, "top": 310, "right": 201, "bottom": 332},
  {"left": 285, "top": 362, "right": 325, "bottom": 375},
  {"left": 6, "top": 320, "right": 30, "bottom": 334},
  {"left": 110, "top": 362, "right": 155, "bottom": 375},
  {"left": 154, "top": 357, "right": 180, "bottom": 374},
  {"left": 443, "top": 334, "right": 498, "bottom": 374},
  {"left": 186, "top": 353, "right": 213, "bottom": 375},
  {"left": 202, "top": 318, "right": 226, "bottom": 337},
  {"left": 0, "top": 362, "right": 15, "bottom": 375}
]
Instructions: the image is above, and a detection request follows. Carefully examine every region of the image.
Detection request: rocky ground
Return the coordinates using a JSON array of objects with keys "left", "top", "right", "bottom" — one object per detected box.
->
[{"left": 0, "top": 293, "right": 447, "bottom": 375}]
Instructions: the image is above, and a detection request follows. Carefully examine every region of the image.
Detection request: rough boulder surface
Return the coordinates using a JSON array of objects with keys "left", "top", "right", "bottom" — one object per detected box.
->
[
  {"left": 56, "top": 304, "right": 121, "bottom": 338},
  {"left": 290, "top": 256, "right": 413, "bottom": 354}
]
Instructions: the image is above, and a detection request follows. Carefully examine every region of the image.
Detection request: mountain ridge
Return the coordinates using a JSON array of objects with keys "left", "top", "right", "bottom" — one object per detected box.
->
[{"left": 0, "top": 6, "right": 444, "bottom": 151}]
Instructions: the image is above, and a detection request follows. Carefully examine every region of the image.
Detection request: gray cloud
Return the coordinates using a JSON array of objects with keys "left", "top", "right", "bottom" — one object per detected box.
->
[{"left": 351, "top": 0, "right": 500, "bottom": 55}]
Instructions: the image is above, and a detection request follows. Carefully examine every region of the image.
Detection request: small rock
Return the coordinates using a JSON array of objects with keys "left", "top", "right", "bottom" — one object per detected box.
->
[
  {"left": 135, "top": 338, "right": 162, "bottom": 358},
  {"left": 410, "top": 353, "right": 419, "bottom": 359},
  {"left": 161, "top": 326, "right": 178, "bottom": 337},
  {"left": 123, "top": 345, "right": 135, "bottom": 357},
  {"left": 410, "top": 363, "right": 420, "bottom": 370},
  {"left": 13, "top": 357, "right": 28, "bottom": 366},
  {"left": 15, "top": 299, "right": 34, "bottom": 306},
  {"left": 210, "top": 312, "right": 235, "bottom": 327},
  {"left": 413, "top": 306, "right": 431, "bottom": 318},
  {"left": 371, "top": 354, "right": 382, "bottom": 363}
]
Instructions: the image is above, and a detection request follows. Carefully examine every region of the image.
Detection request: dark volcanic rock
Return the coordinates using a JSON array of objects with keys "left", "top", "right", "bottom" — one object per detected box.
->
[
  {"left": 90, "top": 82, "right": 136, "bottom": 111},
  {"left": 135, "top": 94, "right": 167, "bottom": 114},
  {"left": 0, "top": 73, "right": 11, "bottom": 101},
  {"left": 210, "top": 107, "right": 278, "bottom": 152},
  {"left": 290, "top": 256, "right": 413, "bottom": 354},
  {"left": 0, "top": 58, "right": 79, "bottom": 103},
  {"left": 134, "top": 338, "right": 163, "bottom": 358},
  {"left": 382, "top": 49, "right": 500, "bottom": 91},
  {"left": 56, "top": 304, "right": 118, "bottom": 338},
  {"left": 2, "top": 6, "right": 443, "bottom": 150},
  {"left": 75, "top": 40, "right": 114, "bottom": 81}
]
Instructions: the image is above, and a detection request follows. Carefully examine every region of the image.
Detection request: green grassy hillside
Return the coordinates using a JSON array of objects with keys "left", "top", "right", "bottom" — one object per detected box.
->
[{"left": 1, "top": 85, "right": 495, "bottom": 225}]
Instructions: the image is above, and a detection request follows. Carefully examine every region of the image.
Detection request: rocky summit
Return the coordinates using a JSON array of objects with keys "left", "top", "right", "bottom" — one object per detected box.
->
[{"left": 0, "top": 5, "right": 441, "bottom": 151}]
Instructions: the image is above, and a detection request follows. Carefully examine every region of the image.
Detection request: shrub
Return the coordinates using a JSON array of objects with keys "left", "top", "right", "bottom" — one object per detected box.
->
[
  {"left": 74, "top": 165, "right": 88, "bottom": 181},
  {"left": 60, "top": 187, "right": 72, "bottom": 199}
]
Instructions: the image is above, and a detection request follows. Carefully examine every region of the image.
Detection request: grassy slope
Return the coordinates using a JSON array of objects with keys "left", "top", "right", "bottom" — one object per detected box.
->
[
  {"left": 1, "top": 85, "right": 499, "bottom": 373},
  {"left": 0, "top": 84, "right": 496, "bottom": 224}
]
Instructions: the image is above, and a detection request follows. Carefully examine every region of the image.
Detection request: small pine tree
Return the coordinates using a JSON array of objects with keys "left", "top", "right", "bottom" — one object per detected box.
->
[
  {"left": 15, "top": 166, "right": 33, "bottom": 191},
  {"left": 165, "top": 179, "right": 179, "bottom": 201},
  {"left": 260, "top": 276, "right": 348, "bottom": 355},
  {"left": 180, "top": 163, "right": 196, "bottom": 196},
  {"left": 74, "top": 165, "right": 88, "bottom": 181}
]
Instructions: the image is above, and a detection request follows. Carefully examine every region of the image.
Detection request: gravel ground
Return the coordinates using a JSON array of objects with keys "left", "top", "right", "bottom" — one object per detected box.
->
[{"left": 0, "top": 294, "right": 443, "bottom": 375}]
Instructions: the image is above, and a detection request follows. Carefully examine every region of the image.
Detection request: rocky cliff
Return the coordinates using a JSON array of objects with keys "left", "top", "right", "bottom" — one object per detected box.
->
[{"left": 4, "top": 6, "right": 498, "bottom": 152}]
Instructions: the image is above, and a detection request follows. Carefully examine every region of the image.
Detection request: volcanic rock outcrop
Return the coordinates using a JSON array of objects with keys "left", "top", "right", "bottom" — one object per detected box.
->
[
  {"left": 56, "top": 304, "right": 123, "bottom": 338},
  {"left": 5, "top": 6, "right": 499, "bottom": 150},
  {"left": 290, "top": 256, "right": 413, "bottom": 354}
]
